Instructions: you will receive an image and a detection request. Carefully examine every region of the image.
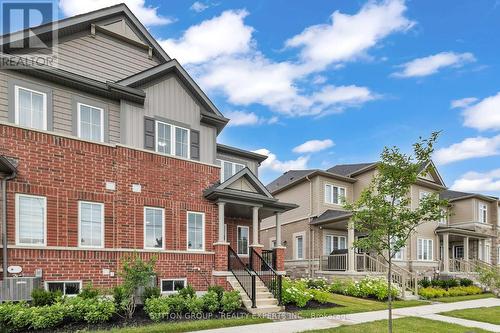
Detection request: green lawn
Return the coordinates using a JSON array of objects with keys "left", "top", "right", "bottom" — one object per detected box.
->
[
  {"left": 430, "top": 293, "right": 495, "bottom": 303},
  {"left": 441, "top": 306, "right": 500, "bottom": 325},
  {"left": 87, "top": 316, "right": 271, "bottom": 333},
  {"left": 305, "top": 317, "right": 491, "bottom": 333},
  {"left": 297, "top": 294, "right": 428, "bottom": 318}
]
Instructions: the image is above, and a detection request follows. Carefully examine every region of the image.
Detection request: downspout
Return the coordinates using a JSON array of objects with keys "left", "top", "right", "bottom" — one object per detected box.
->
[
  {"left": 306, "top": 175, "right": 313, "bottom": 277},
  {"left": 2, "top": 171, "right": 16, "bottom": 281}
]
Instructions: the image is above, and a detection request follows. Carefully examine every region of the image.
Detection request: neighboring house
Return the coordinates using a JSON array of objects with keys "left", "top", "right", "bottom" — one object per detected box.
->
[
  {"left": 261, "top": 162, "right": 499, "bottom": 283},
  {"left": 0, "top": 4, "right": 295, "bottom": 310}
]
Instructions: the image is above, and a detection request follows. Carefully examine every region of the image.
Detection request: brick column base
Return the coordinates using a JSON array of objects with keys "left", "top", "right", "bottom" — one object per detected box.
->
[
  {"left": 274, "top": 246, "right": 286, "bottom": 272},
  {"left": 250, "top": 244, "right": 263, "bottom": 270},
  {"left": 213, "top": 242, "right": 229, "bottom": 271}
]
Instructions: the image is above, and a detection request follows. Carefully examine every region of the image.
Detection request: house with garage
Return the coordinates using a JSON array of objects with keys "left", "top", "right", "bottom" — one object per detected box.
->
[
  {"left": 0, "top": 4, "right": 295, "bottom": 312},
  {"left": 260, "top": 161, "right": 499, "bottom": 296}
]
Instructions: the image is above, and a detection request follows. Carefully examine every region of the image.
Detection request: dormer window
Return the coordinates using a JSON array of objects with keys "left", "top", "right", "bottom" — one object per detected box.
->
[
  {"left": 479, "top": 203, "right": 488, "bottom": 223},
  {"left": 217, "top": 159, "right": 245, "bottom": 182}
]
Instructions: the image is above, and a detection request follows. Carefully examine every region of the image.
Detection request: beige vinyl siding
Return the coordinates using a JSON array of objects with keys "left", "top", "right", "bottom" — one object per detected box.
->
[
  {"left": 120, "top": 74, "right": 217, "bottom": 164},
  {"left": 216, "top": 152, "right": 259, "bottom": 176},
  {"left": 0, "top": 70, "right": 121, "bottom": 143},
  {"left": 227, "top": 178, "right": 257, "bottom": 192},
  {"left": 353, "top": 169, "right": 376, "bottom": 201},
  {"left": 448, "top": 199, "right": 475, "bottom": 224},
  {"left": 314, "top": 175, "right": 354, "bottom": 216}
]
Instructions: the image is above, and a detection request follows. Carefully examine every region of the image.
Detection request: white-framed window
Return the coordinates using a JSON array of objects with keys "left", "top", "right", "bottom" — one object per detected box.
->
[
  {"left": 453, "top": 245, "right": 464, "bottom": 259},
  {"left": 144, "top": 207, "right": 164, "bottom": 249},
  {"left": 187, "top": 212, "right": 204, "bottom": 251},
  {"left": 295, "top": 234, "right": 304, "bottom": 259},
  {"left": 417, "top": 238, "right": 433, "bottom": 261},
  {"left": 439, "top": 209, "right": 447, "bottom": 224},
  {"left": 237, "top": 226, "right": 249, "bottom": 256},
  {"left": 78, "top": 201, "right": 104, "bottom": 248},
  {"left": 479, "top": 203, "right": 488, "bottom": 223},
  {"left": 77, "top": 103, "right": 104, "bottom": 142},
  {"left": 14, "top": 85, "right": 47, "bottom": 130},
  {"left": 216, "top": 159, "right": 245, "bottom": 182},
  {"left": 15, "top": 194, "right": 46, "bottom": 246},
  {"left": 324, "top": 234, "right": 346, "bottom": 255},
  {"left": 485, "top": 244, "right": 491, "bottom": 263},
  {"left": 45, "top": 281, "right": 81, "bottom": 296},
  {"left": 324, "top": 184, "right": 346, "bottom": 205},
  {"left": 160, "top": 278, "right": 187, "bottom": 294},
  {"left": 390, "top": 237, "right": 404, "bottom": 260},
  {"left": 156, "top": 121, "right": 189, "bottom": 158}
]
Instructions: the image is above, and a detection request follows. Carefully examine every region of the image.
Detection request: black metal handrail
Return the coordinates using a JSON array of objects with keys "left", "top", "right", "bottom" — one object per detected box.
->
[
  {"left": 262, "top": 249, "right": 276, "bottom": 270},
  {"left": 250, "top": 248, "right": 282, "bottom": 305},
  {"left": 228, "top": 246, "right": 256, "bottom": 308}
]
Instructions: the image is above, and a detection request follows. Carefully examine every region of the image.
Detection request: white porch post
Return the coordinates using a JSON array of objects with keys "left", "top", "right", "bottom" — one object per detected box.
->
[
  {"left": 347, "top": 223, "right": 355, "bottom": 272},
  {"left": 275, "top": 212, "right": 282, "bottom": 247},
  {"left": 217, "top": 202, "right": 226, "bottom": 243},
  {"left": 464, "top": 236, "right": 469, "bottom": 260},
  {"left": 443, "top": 233, "right": 450, "bottom": 273},
  {"left": 252, "top": 206, "right": 260, "bottom": 246}
]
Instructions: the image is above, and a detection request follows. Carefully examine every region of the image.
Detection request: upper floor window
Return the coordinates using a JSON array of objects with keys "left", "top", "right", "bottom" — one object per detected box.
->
[
  {"left": 78, "top": 201, "right": 104, "bottom": 248},
  {"left": 15, "top": 86, "right": 47, "bottom": 130},
  {"left": 419, "top": 191, "right": 430, "bottom": 202},
  {"left": 439, "top": 209, "right": 447, "bottom": 224},
  {"left": 16, "top": 194, "right": 46, "bottom": 246},
  {"left": 479, "top": 203, "right": 488, "bottom": 223},
  {"left": 144, "top": 207, "right": 164, "bottom": 249},
  {"left": 156, "top": 121, "right": 189, "bottom": 158},
  {"left": 77, "top": 103, "right": 104, "bottom": 142},
  {"left": 217, "top": 159, "right": 245, "bottom": 182},
  {"left": 187, "top": 212, "right": 204, "bottom": 251},
  {"left": 324, "top": 184, "right": 346, "bottom": 205}
]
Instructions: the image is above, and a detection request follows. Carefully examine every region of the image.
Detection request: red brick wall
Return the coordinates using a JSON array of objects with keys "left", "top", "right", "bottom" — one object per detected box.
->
[{"left": 0, "top": 125, "right": 221, "bottom": 290}]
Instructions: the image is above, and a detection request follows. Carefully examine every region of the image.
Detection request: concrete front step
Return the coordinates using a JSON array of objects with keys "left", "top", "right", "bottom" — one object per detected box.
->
[{"left": 227, "top": 275, "right": 283, "bottom": 314}]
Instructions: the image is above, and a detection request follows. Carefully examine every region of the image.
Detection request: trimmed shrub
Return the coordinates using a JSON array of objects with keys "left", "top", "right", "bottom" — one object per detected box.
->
[
  {"left": 459, "top": 278, "right": 474, "bottom": 287},
  {"left": 418, "top": 278, "right": 431, "bottom": 288},
  {"left": 310, "top": 289, "right": 331, "bottom": 304},
  {"left": 79, "top": 282, "right": 100, "bottom": 299},
  {"left": 145, "top": 297, "right": 170, "bottom": 322},
  {"left": 282, "top": 278, "right": 313, "bottom": 307},
  {"left": 185, "top": 296, "right": 204, "bottom": 315},
  {"left": 166, "top": 294, "right": 186, "bottom": 314},
  {"left": 0, "top": 302, "right": 29, "bottom": 328},
  {"left": 305, "top": 277, "right": 329, "bottom": 291},
  {"left": 143, "top": 286, "right": 161, "bottom": 302},
  {"left": 83, "top": 298, "right": 115, "bottom": 324},
  {"left": 202, "top": 291, "right": 220, "bottom": 312},
  {"left": 330, "top": 276, "right": 399, "bottom": 301},
  {"left": 112, "top": 285, "right": 127, "bottom": 312},
  {"left": 179, "top": 285, "right": 196, "bottom": 299},
  {"left": 31, "top": 288, "right": 61, "bottom": 306},
  {"left": 208, "top": 285, "right": 225, "bottom": 301},
  {"left": 419, "top": 285, "right": 482, "bottom": 299},
  {"left": 221, "top": 291, "right": 241, "bottom": 312},
  {"left": 30, "top": 303, "right": 66, "bottom": 330}
]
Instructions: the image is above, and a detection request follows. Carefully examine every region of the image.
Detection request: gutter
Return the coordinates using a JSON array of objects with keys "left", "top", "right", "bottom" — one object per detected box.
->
[
  {"left": 306, "top": 175, "right": 314, "bottom": 278},
  {"left": 2, "top": 170, "right": 17, "bottom": 281}
]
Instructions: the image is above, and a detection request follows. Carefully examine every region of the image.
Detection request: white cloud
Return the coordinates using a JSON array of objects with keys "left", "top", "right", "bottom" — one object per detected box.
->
[
  {"left": 458, "top": 92, "right": 500, "bottom": 131},
  {"left": 451, "top": 169, "right": 500, "bottom": 192},
  {"left": 285, "top": 0, "right": 414, "bottom": 68},
  {"left": 293, "top": 139, "right": 335, "bottom": 153},
  {"left": 450, "top": 97, "right": 478, "bottom": 109},
  {"left": 225, "top": 111, "right": 278, "bottom": 127},
  {"left": 392, "top": 52, "right": 475, "bottom": 78},
  {"left": 253, "top": 148, "right": 309, "bottom": 172},
  {"left": 434, "top": 135, "right": 500, "bottom": 165},
  {"left": 160, "top": 10, "right": 253, "bottom": 65},
  {"left": 59, "top": 0, "right": 173, "bottom": 26},
  {"left": 190, "top": 1, "right": 209, "bottom": 12}
]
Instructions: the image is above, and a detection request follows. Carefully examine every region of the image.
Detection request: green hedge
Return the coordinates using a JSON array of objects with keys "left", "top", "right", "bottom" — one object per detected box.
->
[
  {"left": 418, "top": 285, "right": 483, "bottom": 299},
  {"left": 330, "top": 276, "right": 399, "bottom": 301}
]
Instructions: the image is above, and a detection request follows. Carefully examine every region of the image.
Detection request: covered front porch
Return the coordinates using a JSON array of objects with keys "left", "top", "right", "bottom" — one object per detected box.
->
[{"left": 436, "top": 227, "right": 494, "bottom": 274}]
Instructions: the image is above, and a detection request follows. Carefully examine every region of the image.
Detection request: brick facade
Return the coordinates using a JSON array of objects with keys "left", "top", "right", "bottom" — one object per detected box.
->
[{"left": 0, "top": 124, "right": 224, "bottom": 290}]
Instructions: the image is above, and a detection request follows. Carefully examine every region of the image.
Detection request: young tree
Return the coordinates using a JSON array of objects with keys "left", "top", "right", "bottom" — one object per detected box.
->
[{"left": 344, "top": 132, "right": 447, "bottom": 333}]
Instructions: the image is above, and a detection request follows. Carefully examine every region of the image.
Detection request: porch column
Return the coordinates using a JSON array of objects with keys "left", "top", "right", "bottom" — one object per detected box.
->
[
  {"left": 217, "top": 202, "right": 226, "bottom": 243},
  {"left": 275, "top": 212, "right": 282, "bottom": 246},
  {"left": 251, "top": 206, "right": 260, "bottom": 246},
  {"left": 443, "top": 233, "right": 450, "bottom": 273},
  {"left": 464, "top": 236, "right": 469, "bottom": 261},
  {"left": 347, "top": 222, "right": 355, "bottom": 272}
]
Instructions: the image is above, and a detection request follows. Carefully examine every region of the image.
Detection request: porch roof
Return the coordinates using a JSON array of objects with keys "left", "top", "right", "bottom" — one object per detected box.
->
[
  {"left": 436, "top": 226, "right": 491, "bottom": 239},
  {"left": 310, "top": 209, "right": 352, "bottom": 226}
]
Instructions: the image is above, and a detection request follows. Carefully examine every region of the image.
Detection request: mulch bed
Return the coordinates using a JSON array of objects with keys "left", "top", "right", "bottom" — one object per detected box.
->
[
  {"left": 285, "top": 300, "right": 343, "bottom": 312},
  {"left": 19, "top": 306, "right": 251, "bottom": 333}
]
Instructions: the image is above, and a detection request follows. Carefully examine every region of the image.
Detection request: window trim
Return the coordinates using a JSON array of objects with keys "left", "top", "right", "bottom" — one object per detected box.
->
[
  {"left": 294, "top": 232, "right": 305, "bottom": 260},
  {"left": 143, "top": 206, "right": 165, "bottom": 250},
  {"left": 155, "top": 120, "right": 190, "bottom": 159},
  {"left": 236, "top": 225, "right": 250, "bottom": 257},
  {"left": 44, "top": 281, "right": 82, "bottom": 296},
  {"left": 417, "top": 238, "right": 434, "bottom": 261},
  {"left": 324, "top": 183, "right": 346, "bottom": 205},
  {"left": 217, "top": 159, "right": 246, "bottom": 182},
  {"left": 15, "top": 194, "right": 47, "bottom": 247},
  {"left": 479, "top": 203, "right": 488, "bottom": 224},
  {"left": 160, "top": 278, "right": 187, "bottom": 294},
  {"left": 324, "top": 234, "right": 347, "bottom": 255},
  {"left": 77, "top": 102, "right": 104, "bottom": 142},
  {"left": 78, "top": 201, "right": 105, "bottom": 249},
  {"left": 14, "top": 85, "right": 48, "bottom": 130},
  {"left": 186, "top": 211, "right": 205, "bottom": 252}
]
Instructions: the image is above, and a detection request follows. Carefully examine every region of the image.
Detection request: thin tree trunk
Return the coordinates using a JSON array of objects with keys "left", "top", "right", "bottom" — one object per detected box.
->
[{"left": 388, "top": 255, "right": 393, "bottom": 333}]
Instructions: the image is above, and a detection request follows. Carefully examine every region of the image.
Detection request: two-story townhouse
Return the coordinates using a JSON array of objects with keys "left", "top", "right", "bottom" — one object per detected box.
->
[
  {"left": 261, "top": 161, "right": 498, "bottom": 286},
  {"left": 0, "top": 4, "right": 295, "bottom": 310}
]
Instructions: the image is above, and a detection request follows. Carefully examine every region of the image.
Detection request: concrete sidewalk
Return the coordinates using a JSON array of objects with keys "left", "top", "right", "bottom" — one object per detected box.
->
[{"left": 197, "top": 298, "right": 500, "bottom": 333}]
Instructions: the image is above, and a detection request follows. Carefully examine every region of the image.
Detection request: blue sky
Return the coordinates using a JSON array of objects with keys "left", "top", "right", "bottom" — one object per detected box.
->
[{"left": 56, "top": 0, "right": 500, "bottom": 194}]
